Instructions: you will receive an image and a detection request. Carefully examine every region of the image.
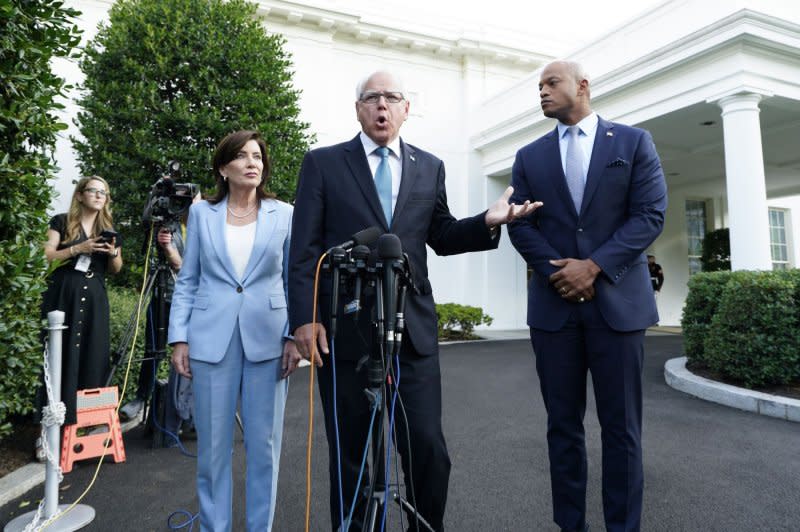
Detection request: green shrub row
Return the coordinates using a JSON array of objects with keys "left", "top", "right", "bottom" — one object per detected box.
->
[
  {"left": 0, "top": 1, "right": 82, "bottom": 440},
  {"left": 682, "top": 269, "right": 800, "bottom": 387},
  {"left": 436, "top": 303, "right": 493, "bottom": 341}
]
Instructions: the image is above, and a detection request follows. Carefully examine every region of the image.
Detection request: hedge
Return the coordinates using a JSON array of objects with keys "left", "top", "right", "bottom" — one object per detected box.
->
[
  {"left": 681, "top": 271, "right": 732, "bottom": 366},
  {"left": 436, "top": 303, "right": 493, "bottom": 341},
  {"left": 682, "top": 270, "right": 800, "bottom": 387},
  {"left": 0, "top": 1, "right": 81, "bottom": 440}
]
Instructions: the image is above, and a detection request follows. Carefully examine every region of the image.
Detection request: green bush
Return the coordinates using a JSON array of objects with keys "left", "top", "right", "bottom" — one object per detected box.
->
[
  {"left": 700, "top": 228, "right": 731, "bottom": 272},
  {"left": 106, "top": 285, "right": 153, "bottom": 402},
  {"left": 0, "top": 1, "right": 81, "bottom": 440},
  {"left": 681, "top": 271, "right": 732, "bottom": 366},
  {"left": 73, "top": 0, "right": 312, "bottom": 288},
  {"left": 703, "top": 270, "right": 800, "bottom": 387},
  {"left": 436, "top": 303, "right": 493, "bottom": 341}
]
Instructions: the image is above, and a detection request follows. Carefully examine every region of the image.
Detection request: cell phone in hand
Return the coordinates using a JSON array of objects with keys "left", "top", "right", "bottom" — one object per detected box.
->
[{"left": 99, "top": 230, "right": 118, "bottom": 244}]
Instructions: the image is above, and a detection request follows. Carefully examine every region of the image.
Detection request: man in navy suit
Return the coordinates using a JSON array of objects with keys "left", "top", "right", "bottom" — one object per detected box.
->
[
  {"left": 289, "top": 71, "right": 539, "bottom": 531},
  {"left": 508, "top": 61, "right": 667, "bottom": 532}
]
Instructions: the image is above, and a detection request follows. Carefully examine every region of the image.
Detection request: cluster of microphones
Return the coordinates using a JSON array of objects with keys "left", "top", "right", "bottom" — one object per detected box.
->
[{"left": 325, "top": 226, "right": 414, "bottom": 366}]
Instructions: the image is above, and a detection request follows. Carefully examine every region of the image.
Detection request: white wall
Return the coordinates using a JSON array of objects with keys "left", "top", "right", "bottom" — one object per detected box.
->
[{"left": 53, "top": 0, "right": 540, "bottom": 327}]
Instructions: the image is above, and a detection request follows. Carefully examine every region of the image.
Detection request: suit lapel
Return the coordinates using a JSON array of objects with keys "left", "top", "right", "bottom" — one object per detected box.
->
[
  {"left": 343, "top": 135, "right": 388, "bottom": 229},
  {"left": 580, "top": 118, "right": 615, "bottom": 216},
  {"left": 207, "top": 198, "right": 237, "bottom": 282},
  {"left": 240, "top": 199, "right": 276, "bottom": 284},
  {"left": 391, "top": 139, "right": 417, "bottom": 225}
]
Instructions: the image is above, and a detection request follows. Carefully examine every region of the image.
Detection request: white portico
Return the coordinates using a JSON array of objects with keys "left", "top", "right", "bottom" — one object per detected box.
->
[{"left": 471, "top": 2, "right": 800, "bottom": 326}]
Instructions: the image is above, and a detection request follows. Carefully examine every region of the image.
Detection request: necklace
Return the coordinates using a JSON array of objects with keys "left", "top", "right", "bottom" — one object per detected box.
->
[{"left": 227, "top": 204, "right": 257, "bottom": 219}]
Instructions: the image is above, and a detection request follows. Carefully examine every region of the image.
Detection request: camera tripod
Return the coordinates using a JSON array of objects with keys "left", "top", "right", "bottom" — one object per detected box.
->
[{"left": 105, "top": 225, "right": 245, "bottom": 448}]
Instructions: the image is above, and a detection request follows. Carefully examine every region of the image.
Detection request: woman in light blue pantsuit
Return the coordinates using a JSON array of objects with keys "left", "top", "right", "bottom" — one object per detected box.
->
[{"left": 169, "top": 130, "right": 302, "bottom": 531}]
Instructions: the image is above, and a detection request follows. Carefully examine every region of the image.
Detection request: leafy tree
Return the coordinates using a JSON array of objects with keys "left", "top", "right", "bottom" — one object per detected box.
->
[
  {"left": 0, "top": 0, "right": 82, "bottom": 439},
  {"left": 73, "top": 0, "right": 312, "bottom": 285},
  {"left": 700, "top": 228, "right": 731, "bottom": 272}
]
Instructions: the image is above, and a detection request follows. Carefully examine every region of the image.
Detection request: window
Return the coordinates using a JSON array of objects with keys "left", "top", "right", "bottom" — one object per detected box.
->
[
  {"left": 769, "top": 208, "right": 789, "bottom": 270},
  {"left": 686, "top": 199, "right": 707, "bottom": 275}
]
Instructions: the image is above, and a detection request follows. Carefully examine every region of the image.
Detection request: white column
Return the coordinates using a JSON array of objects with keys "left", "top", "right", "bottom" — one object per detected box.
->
[{"left": 717, "top": 93, "right": 773, "bottom": 270}]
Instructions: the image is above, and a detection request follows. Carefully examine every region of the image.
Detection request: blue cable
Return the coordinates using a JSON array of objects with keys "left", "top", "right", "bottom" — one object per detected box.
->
[
  {"left": 146, "top": 312, "right": 196, "bottom": 458},
  {"left": 379, "top": 352, "right": 401, "bottom": 532},
  {"left": 344, "top": 400, "right": 380, "bottom": 531},
  {"left": 330, "top": 337, "right": 345, "bottom": 531},
  {"left": 167, "top": 509, "right": 199, "bottom": 531}
]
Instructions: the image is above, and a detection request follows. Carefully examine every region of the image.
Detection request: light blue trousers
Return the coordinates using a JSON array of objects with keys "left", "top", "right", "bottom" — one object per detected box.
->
[{"left": 190, "top": 324, "right": 288, "bottom": 532}]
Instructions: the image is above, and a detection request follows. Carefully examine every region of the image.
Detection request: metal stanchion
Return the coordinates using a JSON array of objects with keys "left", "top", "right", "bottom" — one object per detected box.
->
[{"left": 5, "top": 311, "right": 95, "bottom": 532}]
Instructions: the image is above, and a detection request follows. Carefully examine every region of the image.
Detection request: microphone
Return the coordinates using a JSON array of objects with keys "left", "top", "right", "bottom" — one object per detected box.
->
[
  {"left": 328, "top": 246, "right": 348, "bottom": 337},
  {"left": 394, "top": 256, "right": 410, "bottom": 357},
  {"left": 329, "top": 226, "right": 382, "bottom": 252},
  {"left": 344, "top": 244, "right": 370, "bottom": 318},
  {"left": 377, "top": 234, "right": 403, "bottom": 358}
]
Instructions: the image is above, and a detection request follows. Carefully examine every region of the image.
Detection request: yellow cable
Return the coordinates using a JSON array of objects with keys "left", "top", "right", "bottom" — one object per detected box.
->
[
  {"left": 305, "top": 252, "right": 327, "bottom": 532},
  {"left": 38, "top": 225, "right": 153, "bottom": 530}
]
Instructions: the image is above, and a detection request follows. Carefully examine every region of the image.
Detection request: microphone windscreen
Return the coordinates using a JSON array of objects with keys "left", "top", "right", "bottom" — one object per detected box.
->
[
  {"left": 377, "top": 233, "right": 402, "bottom": 259},
  {"left": 353, "top": 226, "right": 382, "bottom": 247},
  {"left": 367, "top": 248, "right": 380, "bottom": 268},
  {"left": 351, "top": 244, "right": 370, "bottom": 260}
]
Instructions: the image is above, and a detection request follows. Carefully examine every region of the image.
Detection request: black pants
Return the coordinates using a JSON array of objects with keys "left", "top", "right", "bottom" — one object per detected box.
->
[{"left": 317, "top": 339, "right": 451, "bottom": 531}]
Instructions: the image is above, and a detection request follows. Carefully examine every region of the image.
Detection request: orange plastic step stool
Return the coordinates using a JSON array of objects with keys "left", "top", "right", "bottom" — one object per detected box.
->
[{"left": 61, "top": 386, "right": 126, "bottom": 473}]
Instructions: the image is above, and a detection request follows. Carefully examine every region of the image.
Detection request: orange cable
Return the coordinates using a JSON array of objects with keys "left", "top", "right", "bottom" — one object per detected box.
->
[{"left": 305, "top": 252, "right": 327, "bottom": 532}]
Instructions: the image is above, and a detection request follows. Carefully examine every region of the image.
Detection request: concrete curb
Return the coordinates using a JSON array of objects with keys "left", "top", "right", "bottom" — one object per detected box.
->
[
  {"left": 0, "top": 463, "right": 45, "bottom": 509},
  {"left": 664, "top": 357, "right": 800, "bottom": 423},
  {"left": 0, "top": 414, "right": 143, "bottom": 509}
]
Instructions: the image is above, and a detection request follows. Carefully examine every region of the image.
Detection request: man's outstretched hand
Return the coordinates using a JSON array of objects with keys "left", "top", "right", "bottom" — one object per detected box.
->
[{"left": 485, "top": 186, "right": 542, "bottom": 227}]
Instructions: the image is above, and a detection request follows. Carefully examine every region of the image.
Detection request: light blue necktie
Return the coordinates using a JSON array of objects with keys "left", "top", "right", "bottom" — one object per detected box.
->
[
  {"left": 374, "top": 146, "right": 393, "bottom": 225},
  {"left": 565, "top": 125, "right": 585, "bottom": 213}
]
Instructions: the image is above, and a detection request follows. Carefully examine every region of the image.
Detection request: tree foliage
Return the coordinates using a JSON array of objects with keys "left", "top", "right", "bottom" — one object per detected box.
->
[
  {"left": 701, "top": 228, "right": 731, "bottom": 272},
  {"left": 0, "top": 0, "right": 82, "bottom": 439},
  {"left": 73, "top": 0, "right": 312, "bottom": 285}
]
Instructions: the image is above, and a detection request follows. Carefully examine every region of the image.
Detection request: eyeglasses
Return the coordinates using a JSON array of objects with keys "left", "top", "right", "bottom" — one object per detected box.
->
[
  {"left": 359, "top": 91, "right": 405, "bottom": 104},
  {"left": 83, "top": 187, "right": 108, "bottom": 197}
]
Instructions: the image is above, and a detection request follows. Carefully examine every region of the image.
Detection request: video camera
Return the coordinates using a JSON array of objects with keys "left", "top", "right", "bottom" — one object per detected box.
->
[{"left": 141, "top": 160, "right": 199, "bottom": 227}]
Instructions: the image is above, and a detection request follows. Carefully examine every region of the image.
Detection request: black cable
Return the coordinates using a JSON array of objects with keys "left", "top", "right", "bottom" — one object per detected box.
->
[{"left": 393, "top": 370, "right": 420, "bottom": 531}]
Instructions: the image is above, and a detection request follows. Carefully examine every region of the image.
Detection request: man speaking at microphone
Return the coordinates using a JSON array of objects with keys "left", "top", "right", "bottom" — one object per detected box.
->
[{"left": 289, "top": 70, "right": 540, "bottom": 531}]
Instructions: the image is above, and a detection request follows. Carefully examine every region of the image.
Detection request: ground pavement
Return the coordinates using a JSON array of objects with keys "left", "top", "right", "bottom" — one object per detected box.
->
[{"left": 2, "top": 335, "right": 798, "bottom": 531}]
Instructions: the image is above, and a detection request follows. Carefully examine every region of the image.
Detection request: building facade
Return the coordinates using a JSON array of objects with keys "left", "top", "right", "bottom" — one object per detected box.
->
[{"left": 54, "top": 0, "right": 800, "bottom": 328}]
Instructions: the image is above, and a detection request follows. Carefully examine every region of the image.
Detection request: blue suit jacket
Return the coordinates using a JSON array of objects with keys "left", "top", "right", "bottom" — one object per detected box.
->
[
  {"left": 289, "top": 134, "right": 499, "bottom": 358},
  {"left": 508, "top": 117, "right": 667, "bottom": 332},
  {"left": 168, "top": 198, "right": 292, "bottom": 362}
]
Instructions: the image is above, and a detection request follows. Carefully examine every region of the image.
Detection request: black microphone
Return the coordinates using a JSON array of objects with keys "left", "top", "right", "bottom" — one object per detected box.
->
[
  {"left": 393, "top": 255, "right": 410, "bottom": 356},
  {"left": 329, "top": 226, "right": 382, "bottom": 252},
  {"left": 345, "top": 244, "right": 370, "bottom": 319},
  {"left": 328, "top": 246, "right": 348, "bottom": 338},
  {"left": 377, "top": 234, "right": 403, "bottom": 358}
]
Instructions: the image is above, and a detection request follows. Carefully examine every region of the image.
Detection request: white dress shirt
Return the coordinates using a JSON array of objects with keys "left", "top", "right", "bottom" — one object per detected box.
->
[
  {"left": 360, "top": 132, "right": 402, "bottom": 213},
  {"left": 557, "top": 112, "right": 598, "bottom": 186}
]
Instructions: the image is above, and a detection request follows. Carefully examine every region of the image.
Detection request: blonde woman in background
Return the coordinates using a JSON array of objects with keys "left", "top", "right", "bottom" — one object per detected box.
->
[{"left": 39, "top": 176, "right": 123, "bottom": 452}]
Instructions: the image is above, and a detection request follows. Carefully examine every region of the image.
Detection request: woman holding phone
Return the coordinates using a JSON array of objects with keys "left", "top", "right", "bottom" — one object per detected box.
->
[{"left": 39, "top": 176, "right": 122, "bottom": 453}]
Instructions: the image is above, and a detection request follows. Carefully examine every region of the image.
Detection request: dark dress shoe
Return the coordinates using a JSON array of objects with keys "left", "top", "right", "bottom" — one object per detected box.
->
[{"left": 561, "top": 525, "right": 589, "bottom": 532}]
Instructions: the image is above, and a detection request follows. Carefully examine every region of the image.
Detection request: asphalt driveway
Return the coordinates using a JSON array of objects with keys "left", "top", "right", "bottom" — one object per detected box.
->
[{"left": 2, "top": 335, "right": 798, "bottom": 531}]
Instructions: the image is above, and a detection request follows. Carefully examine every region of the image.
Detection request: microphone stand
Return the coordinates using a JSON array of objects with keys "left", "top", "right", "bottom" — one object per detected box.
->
[{"left": 361, "top": 254, "right": 433, "bottom": 532}]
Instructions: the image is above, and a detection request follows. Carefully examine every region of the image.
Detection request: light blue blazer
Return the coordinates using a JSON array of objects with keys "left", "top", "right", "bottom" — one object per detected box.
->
[{"left": 168, "top": 197, "right": 292, "bottom": 362}]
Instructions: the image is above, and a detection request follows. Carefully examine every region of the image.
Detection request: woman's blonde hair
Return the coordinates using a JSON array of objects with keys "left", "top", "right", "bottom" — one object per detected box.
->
[{"left": 64, "top": 176, "right": 114, "bottom": 243}]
